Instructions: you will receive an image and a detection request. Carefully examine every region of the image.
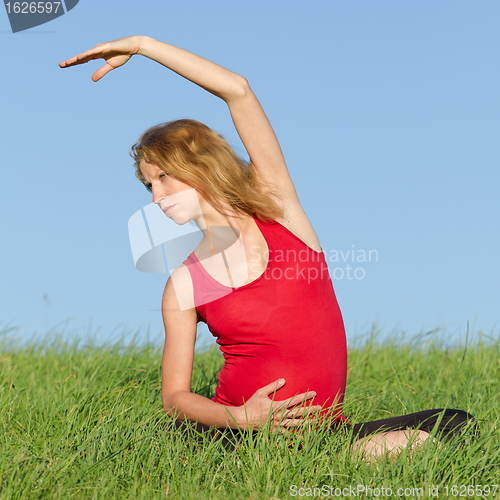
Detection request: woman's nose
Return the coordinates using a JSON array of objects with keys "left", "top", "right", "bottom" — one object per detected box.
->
[{"left": 152, "top": 186, "right": 166, "bottom": 206}]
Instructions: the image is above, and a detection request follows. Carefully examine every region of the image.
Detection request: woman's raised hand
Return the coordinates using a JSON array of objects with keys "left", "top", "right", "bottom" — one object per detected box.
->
[
  {"left": 231, "top": 379, "right": 321, "bottom": 432},
  {"left": 59, "top": 36, "right": 144, "bottom": 82}
]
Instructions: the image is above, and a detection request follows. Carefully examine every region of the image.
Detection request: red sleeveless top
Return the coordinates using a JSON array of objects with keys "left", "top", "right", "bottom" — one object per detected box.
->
[{"left": 183, "top": 218, "right": 347, "bottom": 422}]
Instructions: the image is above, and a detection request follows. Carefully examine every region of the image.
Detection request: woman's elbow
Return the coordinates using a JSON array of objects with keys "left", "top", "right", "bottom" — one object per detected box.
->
[
  {"left": 162, "top": 389, "right": 191, "bottom": 420},
  {"left": 161, "top": 392, "right": 178, "bottom": 417},
  {"left": 237, "top": 75, "right": 251, "bottom": 94},
  {"left": 226, "top": 75, "right": 252, "bottom": 101}
]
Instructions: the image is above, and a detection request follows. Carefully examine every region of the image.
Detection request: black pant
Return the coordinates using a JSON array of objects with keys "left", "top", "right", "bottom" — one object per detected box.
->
[
  {"left": 166, "top": 408, "right": 477, "bottom": 450},
  {"left": 346, "top": 408, "right": 477, "bottom": 443}
]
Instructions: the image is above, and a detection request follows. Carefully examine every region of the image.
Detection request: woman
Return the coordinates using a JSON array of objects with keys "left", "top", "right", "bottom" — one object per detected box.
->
[{"left": 60, "top": 36, "right": 474, "bottom": 458}]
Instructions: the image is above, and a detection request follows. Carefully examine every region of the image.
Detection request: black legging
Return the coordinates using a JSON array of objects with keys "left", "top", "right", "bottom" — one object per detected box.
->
[
  {"left": 346, "top": 408, "right": 477, "bottom": 443},
  {"left": 166, "top": 408, "right": 478, "bottom": 450}
]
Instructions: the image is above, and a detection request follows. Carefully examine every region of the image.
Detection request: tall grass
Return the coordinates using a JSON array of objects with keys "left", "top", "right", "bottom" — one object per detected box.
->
[{"left": 0, "top": 324, "right": 499, "bottom": 499}]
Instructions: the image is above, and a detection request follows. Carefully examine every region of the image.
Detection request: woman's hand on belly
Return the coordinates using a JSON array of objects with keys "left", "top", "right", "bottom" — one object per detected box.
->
[{"left": 228, "top": 379, "right": 321, "bottom": 432}]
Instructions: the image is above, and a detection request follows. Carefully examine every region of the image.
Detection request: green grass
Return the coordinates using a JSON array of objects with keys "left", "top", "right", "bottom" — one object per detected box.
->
[{"left": 1, "top": 324, "right": 499, "bottom": 499}]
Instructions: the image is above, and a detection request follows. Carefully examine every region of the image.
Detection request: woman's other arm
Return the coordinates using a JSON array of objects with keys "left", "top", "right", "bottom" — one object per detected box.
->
[
  {"left": 161, "top": 268, "right": 320, "bottom": 431},
  {"left": 160, "top": 268, "right": 238, "bottom": 428}
]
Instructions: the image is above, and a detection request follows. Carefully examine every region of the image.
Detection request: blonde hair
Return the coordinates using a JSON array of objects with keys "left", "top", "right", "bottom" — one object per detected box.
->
[{"left": 130, "top": 119, "right": 284, "bottom": 223}]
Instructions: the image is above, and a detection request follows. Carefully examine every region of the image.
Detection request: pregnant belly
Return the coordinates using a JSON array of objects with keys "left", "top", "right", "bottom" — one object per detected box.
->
[{"left": 211, "top": 354, "right": 346, "bottom": 421}]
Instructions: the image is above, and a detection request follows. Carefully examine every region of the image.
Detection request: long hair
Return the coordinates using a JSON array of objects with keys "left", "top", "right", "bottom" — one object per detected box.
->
[{"left": 130, "top": 119, "right": 284, "bottom": 223}]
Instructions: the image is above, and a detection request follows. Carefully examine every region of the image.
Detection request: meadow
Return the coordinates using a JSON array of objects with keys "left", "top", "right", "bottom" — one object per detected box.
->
[{"left": 1, "top": 324, "right": 499, "bottom": 499}]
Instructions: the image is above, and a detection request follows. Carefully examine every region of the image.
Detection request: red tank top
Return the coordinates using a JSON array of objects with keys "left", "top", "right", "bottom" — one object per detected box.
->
[{"left": 183, "top": 217, "right": 347, "bottom": 422}]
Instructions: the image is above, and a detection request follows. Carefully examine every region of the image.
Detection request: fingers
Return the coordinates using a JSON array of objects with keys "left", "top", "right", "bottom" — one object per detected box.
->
[
  {"left": 257, "top": 380, "right": 316, "bottom": 402},
  {"left": 276, "top": 404, "right": 322, "bottom": 422},
  {"left": 277, "top": 416, "right": 316, "bottom": 429},
  {"left": 276, "top": 390, "right": 317, "bottom": 409},
  {"left": 284, "top": 403, "right": 322, "bottom": 419},
  {"left": 271, "top": 408, "right": 321, "bottom": 435},
  {"left": 260, "top": 381, "right": 319, "bottom": 416},
  {"left": 258, "top": 378, "right": 286, "bottom": 397},
  {"left": 59, "top": 46, "right": 103, "bottom": 68},
  {"left": 247, "top": 380, "right": 322, "bottom": 432},
  {"left": 270, "top": 400, "right": 322, "bottom": 430},
  {"left": 92, "top": 63, "right": 113, "bottom": 82}
]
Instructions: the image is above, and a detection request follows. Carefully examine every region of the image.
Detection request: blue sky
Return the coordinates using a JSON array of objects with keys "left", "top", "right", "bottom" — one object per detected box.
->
[{"left": 1, "top": 0, "right": 498, "bottom": 348}]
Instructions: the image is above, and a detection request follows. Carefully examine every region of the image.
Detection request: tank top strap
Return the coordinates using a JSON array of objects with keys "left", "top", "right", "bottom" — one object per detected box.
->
[
  {"left": 253, "top": 216, "right": 323, "bottom": 256},
  {"left": 183, "top": 252, "right": 232, "bottom": 311}
]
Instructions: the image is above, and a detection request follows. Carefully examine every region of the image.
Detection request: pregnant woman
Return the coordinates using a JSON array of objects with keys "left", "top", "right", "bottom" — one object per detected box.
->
[{"left": 60, "top": 36, "right": 475, "bottom": 459}]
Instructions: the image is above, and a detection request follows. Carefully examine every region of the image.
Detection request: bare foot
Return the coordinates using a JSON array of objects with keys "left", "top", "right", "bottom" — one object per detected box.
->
[{"left": 351, "top": 429, "right": 433, "bottom": 462}]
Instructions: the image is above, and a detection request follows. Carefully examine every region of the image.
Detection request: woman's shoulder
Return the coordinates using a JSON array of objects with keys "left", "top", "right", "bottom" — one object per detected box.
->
[{"left": 164, "top": 264, "right": 195, "bottom": 312}]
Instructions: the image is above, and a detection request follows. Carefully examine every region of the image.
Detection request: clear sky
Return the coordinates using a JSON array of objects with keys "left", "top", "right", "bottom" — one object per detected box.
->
[{"left": 1, "top": 0, "right": 499, "bottom": 348}]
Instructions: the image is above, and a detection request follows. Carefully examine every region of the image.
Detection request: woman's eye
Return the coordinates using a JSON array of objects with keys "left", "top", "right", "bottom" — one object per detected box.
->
[{"left": 160, "top": 173, "right": 168, "bottom": 180}]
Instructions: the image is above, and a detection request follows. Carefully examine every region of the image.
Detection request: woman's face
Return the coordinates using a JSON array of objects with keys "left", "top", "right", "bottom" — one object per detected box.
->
[{"left": 139, "top": 159, "right": 203, "bottom": 225}]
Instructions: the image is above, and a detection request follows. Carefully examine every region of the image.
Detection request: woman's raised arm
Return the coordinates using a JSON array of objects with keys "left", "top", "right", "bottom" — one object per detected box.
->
[
  {"left": 59, "top": 36, "right": 299, "bottom": 203},
  {"left": 138, "top": 37, "right": 298, "bottom": 200}
]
